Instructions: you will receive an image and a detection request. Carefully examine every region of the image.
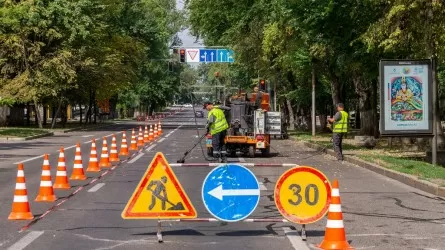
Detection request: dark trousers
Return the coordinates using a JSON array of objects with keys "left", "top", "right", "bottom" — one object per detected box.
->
[
  {"left": 212, "top": 130, "right": 227, "bottom": 158},
  {"left": 333, "top": 133, "right": 344, "bottom": 160}
]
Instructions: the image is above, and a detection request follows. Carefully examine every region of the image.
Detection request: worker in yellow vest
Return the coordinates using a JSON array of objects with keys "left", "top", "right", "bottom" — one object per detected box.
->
[
  {"left": 328, "top": 103, "right": 349, "bottom": 161},
  {"left": 204, "top": 101, "right": 231, "bottom": 163}
]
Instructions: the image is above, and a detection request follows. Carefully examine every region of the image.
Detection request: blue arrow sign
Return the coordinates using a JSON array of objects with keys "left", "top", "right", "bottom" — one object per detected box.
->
[
  {"left": 199, "top": 49, "right": 217, "bottom": 62},
  {"left": 202, "top": 164, "right": 260, "bottom": 222}
]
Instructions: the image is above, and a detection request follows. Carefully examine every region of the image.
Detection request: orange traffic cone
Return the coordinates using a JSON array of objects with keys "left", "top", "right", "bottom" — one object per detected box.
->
[
  {"left": 318, "top": 180, "right": 353, "bottom": 250},
  {"left": 130, "top": 129, "right": 138, "bottom": 151},
  {"left": 35, "top": 154, "right": 57, "bottom": 202},
  {"left": 158, "top": 121, "right": 162, "bottom": 135},
  {"left": 109, "top": 134, "right": 120, "bottom": 162},
  {"left": 9, "top": 163, "right": 34, "bottom": 220},
  {"left": 53, "top": 147, "right": 70, "bottom": 189},
  {"left": 87, "top": 139, "right": 100, "bottom": 172},
  {"left": 143, "top": 125, "right": 150, "bottom": 143},
  {"left": 119, "top": 131, "right": 129, "bottom": 156},
  {"left": 70, "top": 143, "right": 87, "bottom": 180},
  {"left": 154, "top": 124, "right": 159, "bottom": 138},
  {"left": 148, "top": 125, "right": 154, "bottom": 141},
  {"left": 99, "top": 137, "right": 111, "bottom": 168},
  {"left": 137, "top": 126, "right": 144, "bottom": 147}
]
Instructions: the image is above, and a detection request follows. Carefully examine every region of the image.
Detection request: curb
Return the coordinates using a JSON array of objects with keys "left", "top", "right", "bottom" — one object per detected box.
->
[
  {"left": 0, "top": 132, "right": 55, "bottom": 141},
  {"left": 62, "top": 122, "right": 115, "bottom": 133},
  {"left": 299, "top": 140, "right": 445, "bottom": 197}
]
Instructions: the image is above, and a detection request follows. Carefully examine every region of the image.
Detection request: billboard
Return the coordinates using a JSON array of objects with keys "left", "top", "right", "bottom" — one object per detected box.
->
[{"left": 379, "top": 60, "right": 433, "bottom": 136}]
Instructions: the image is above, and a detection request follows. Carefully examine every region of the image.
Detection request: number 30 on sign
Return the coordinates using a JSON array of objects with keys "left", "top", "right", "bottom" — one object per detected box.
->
[{"left": 274, "top": 166, "right": 332, "bottom": 224}]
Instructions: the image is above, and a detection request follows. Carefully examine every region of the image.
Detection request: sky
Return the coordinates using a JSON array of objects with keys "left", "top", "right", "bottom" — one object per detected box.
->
[{"left": 176, "top": 0, "right": 202, "bottom": 47}]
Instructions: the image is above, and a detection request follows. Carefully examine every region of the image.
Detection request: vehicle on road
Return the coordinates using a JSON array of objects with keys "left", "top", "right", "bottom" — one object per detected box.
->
[
  {"left": 184, "top": 103, "right": 193, "bottom": 108},
  {"left": 195, "top": 110, "right": 204, "bottom": 118},
  {"left": 206, "top": 82, "right": 283, "bottom": 158}
]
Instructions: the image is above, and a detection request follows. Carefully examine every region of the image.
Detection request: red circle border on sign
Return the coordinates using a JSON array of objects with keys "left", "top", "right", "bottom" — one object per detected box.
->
[{"left": 274, "top": 166, "right": 332, "bottom": 224}]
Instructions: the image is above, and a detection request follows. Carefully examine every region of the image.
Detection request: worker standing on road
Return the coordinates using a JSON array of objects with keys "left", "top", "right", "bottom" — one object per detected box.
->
[
  {"left": 328, "top": 103, "right": 349, "bottom": 161},
  {"left": 204, "top": 101, "right": 230, "bottom": 163}
]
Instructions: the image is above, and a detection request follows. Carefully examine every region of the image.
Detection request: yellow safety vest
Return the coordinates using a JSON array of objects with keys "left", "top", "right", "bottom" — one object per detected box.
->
[
  {"left": 208, "top": 108, "right": 229, "bottom": 135},
  {"left": 333, "top": 111, "right": 348, "bottom": 133}
]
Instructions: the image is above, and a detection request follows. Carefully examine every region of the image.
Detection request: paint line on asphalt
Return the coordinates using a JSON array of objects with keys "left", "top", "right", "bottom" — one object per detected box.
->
[
  {"left": 84, "top": 140, "right": 92, "bottom": 144},
  {"left": 282, "top": 227, "right": 310, "bottom": 250},
  {"left": 81, "top": 135, "right": 94, "bottom": 138},
  {"left": 146, "top": 144, "right": 157, "bottom": 152},
  {"left": 238, "top": 157, "right": 246, "bottom": 163},
  {"left": 7, "top": 231, "right": 44, "bottom": 250},
  {"left": 158, "top": 138, "right": 166, "bottom": 143},
  {"left": 88, "top": 183, "right": 105, "bottom": 193},
  {"left": 13, "top": 155, "right": 45, "bottom": 165},
  {"left": 258, "top": 182, "right": 267, "bottom": 190},
  {"left": 60, "top": 145, "right": 76, "bottom": 151},
  {"left": 128, "top": 153, "right": 145, "bottom": 163}
]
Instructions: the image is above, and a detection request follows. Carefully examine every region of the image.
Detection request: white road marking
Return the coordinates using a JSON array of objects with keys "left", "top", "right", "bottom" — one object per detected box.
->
[
  {"left": 84, "top": 140, "right": 92, "bottom": 144},
  {"left": 282, "top": 227, "right": 310, "bottom": 250},
  {"left": 58, "top": 145, "right": 76, "bottom": 151},
  {"left": 238, "top": 157, "right": 246, "bottom": 162},
  {"left": 88, "top": 183, "right": 105, "bottom": 193},
  {"left": 128, "top": 153, "right": 145, "bottom": 163},
  {"left": 7, "top": 231, "right": 44, "bottom": 250},
  {"left": 13, "top": 155, "right": 45, "bottom": 165},
  {"left": 158, "top": 138, "right": 166, "bottom": 143},
  {"left": 81, "top": 135, "right": 94, "bottom": 138},
  {"left": 258, "top": 182, "right": 267, "bottom": 190},
  {"left": 146, "top": 144, "right": 157, "bottom": 152}
]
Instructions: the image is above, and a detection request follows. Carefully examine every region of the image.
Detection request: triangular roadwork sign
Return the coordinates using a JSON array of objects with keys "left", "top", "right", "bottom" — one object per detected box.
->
[{"left": 122, "top": 152, "right": 197, "bottom": 219}]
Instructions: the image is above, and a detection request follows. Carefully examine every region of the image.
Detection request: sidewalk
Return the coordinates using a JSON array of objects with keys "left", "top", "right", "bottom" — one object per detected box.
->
[{"left": 291, "top": 135, "right": 445, "bottom": 197}]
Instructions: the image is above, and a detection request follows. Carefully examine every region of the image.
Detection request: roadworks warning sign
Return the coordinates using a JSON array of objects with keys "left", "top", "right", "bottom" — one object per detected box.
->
[{"left": 121, "top": 152, "right": 197, "bottom": 219}]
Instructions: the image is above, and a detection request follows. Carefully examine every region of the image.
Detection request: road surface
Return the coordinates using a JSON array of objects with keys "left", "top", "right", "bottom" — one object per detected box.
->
[{"left": 1, "top": 107, "right": 444, "bottom": 250}]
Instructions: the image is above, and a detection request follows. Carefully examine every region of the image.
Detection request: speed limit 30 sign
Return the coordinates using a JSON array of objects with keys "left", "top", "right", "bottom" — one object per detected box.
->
[{"left": 274, "top": 166, "right": 332, "bottom": 224}]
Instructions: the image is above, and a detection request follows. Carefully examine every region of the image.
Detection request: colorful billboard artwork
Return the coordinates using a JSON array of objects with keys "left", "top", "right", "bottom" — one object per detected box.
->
[
  {"left": 390, "top": 75, "right": 423, "bottom": 122},
  {"left": 380, "top": 59, "right": 433, "bottom": 136}
]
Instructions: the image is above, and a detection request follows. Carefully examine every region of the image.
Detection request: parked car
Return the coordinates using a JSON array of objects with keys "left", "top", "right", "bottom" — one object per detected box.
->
[
  {"left": 195, "top": 110, "right": 204, "bottom": 118},
  {"left": 184, "top": 104, "right": 193, "bottom": 108}
]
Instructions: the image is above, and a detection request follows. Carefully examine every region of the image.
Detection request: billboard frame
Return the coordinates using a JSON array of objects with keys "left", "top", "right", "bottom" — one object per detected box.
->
[{"left": 379, "top": 59, "right": 433, "bottom": 137}]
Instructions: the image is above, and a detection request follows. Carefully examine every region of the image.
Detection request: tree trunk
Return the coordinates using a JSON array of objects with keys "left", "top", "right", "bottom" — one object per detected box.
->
[
  {"left": 79, "top": 103, "right": 83, "bottom": 125},
  {"left": 32, "top": 100, "right": 43, "bottom": 128},
  {"left": 43, "top": 105, "right": 47, "bottom": 125},
  {"left": 286, "top": 99, "right": 295, "bottom": 130},
  {"left": 26, "top": 102, "right": 30, "bottom": 126},
  {"left": 328, "top": 68, "right": 342, "bottom": 106},
  {"left": 353, "top": 74, "right": 376, "bottom": 136},
  {"left": 93, "top": 90, "right": 97, "bottom": 124},
  {"left": 320, "top": 114, "right": 327, "bottom": 132},
  {"left": 51, "top": 99, "right": 63, "bottom": 129}
]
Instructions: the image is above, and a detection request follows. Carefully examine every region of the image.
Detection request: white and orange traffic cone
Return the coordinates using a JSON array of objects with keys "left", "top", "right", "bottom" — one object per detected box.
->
[
  {"left": 35, "top": 154, "right": 57, "bottom": 202},
  {"left": 119, "top": 131, "right": 129, "bottom": 156},
  {"left": 70, "top": 143, "right": 87, "bottom": 180},
  {"left": 99, "top": 137, "right": 111, "bottom": 168},
  {"left": 130, "top": 129, "right": 138, "bottom": 151},
  {"left": 109, "top": 134, "right": 120, "bottom": 162},
  {"left": 8, "top": 163, "right": 34, "bottom": 220},
  {"left": 148, "top": 125, "right": 154, "bottom": 141},
  {"left": 154, "top": 124, "right": 158, "bottom": 138},
  {"left": 318, "top": 179, "right": 353, "bottom": 250},
  {"left": 158, "top": 121, "right": 162, "bottom": 135},
  {"left": 137, "top": 126, "right": 144, "bottom": 147},
  {"left": 87, "top": 139, "right": 100, "bottom": 172},
  {"left": 53, "top": 147, "right": 70, "bottom": 189},
  {"left": 143, "top": 125, "right": 150, "bottom": 143}
]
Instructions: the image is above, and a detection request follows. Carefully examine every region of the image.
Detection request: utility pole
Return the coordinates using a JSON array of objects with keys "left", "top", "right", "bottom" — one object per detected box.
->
[
  {"left": 312, "top": 64, "right": 316, "bottom": 136},
  {"left": 432, "top": 57, "right": 437, "bottom": 165}
]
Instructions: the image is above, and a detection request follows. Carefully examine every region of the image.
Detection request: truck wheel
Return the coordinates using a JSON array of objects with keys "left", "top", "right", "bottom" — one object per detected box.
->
[
  {"left": 248, "top": 146, "right": 255, "bottom": 158},
  {"left": 261, "top": 146, "right": 270, "bottom": 157},
  {"left": 207, "top": 147, "right": 213, "bottom": 157}
]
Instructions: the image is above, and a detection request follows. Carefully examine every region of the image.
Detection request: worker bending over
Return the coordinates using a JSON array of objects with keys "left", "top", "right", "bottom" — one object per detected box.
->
[{"left": 203, "top": 101, "right": 231, "bottom": 163}]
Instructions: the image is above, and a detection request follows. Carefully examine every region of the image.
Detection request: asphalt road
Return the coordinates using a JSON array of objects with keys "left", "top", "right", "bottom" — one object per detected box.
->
[{"left": 1, "top": 107, "right": 445, "bottom": 250}]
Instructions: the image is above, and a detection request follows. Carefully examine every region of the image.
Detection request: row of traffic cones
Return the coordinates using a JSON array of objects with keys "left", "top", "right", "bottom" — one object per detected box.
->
[{"left": 9, "top": 122, "right": 163, "bottom": 220}]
